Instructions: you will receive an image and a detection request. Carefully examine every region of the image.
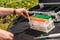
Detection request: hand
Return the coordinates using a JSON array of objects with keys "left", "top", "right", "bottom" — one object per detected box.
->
[
  {"left": 0, "top": 29, "right": 14, "bottom": 40},
  {"left": 16, "top": 8, "right": 28, "bottom": 18}
]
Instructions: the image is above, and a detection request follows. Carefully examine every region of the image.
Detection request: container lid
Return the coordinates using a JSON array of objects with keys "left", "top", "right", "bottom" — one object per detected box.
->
[
  {"left": 32, "top": 13, "right": 51, "bottom": 19},
  {"left": 39, "top": 0, "right": 60, "bottom": 3}
]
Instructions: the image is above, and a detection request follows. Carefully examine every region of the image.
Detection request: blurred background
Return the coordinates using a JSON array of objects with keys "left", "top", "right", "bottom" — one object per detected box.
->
[{"left": 0, "top": 0, "right": 38, "bottom": 30}]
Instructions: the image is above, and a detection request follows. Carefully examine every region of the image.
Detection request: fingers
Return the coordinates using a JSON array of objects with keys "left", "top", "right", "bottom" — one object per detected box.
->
[
  {"left": 23, "top": 9, "right": 29, "bottom": 17},
  {"left": 0, "top": 35, "right": 13, "bottom": 40},
  {"left": 7, "top": 32, "right": 14, "bottom": 40},
  {"left": 16, "top": 8, "right": 29, "bottom": 18},
  {"left": 4, "top": 32, "right": 14, "bottom": 40},
  {"left": 21, "top": 8, "right": 29, "bottom": 18},
  {"left": 5, "top": 37, "right": 13, "bottom": 40},
  {"left": 8, "top": 32, "right": 14, "bottom": 37},
  {"left": 21, "top": 13, "right": 27, "bottom": 18}
]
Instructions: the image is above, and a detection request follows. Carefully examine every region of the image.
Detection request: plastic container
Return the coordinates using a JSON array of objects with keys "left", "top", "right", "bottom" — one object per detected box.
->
[{"left": 29, "top": 13, "right": 55, "bottom": 33}]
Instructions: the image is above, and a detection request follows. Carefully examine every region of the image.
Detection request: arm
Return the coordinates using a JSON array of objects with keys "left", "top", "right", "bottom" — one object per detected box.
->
[
  {"left": 0, "top": 7, "right": 28, "bottom": 18},
  {"left": 0, "top": 7, "right": 14, "bottom": 16}
]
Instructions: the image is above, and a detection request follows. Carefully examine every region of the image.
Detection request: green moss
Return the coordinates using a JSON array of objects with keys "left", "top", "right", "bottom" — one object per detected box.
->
[{"left": 0, "top": 0, "right": 38, "bottom": 9}]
